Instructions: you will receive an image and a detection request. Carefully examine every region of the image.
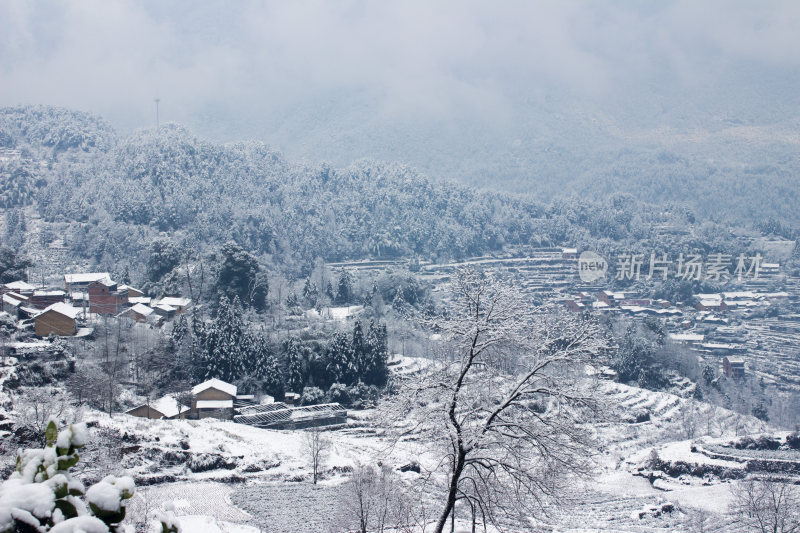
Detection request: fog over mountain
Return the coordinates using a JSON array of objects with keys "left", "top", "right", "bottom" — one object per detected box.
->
[{"left": 2, "top": 1, "right": 800, "bottom": 208}]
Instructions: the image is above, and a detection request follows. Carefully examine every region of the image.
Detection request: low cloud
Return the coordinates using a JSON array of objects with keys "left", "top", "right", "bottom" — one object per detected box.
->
[{"left": 1, "top": 0, "right": 798, "bottom": 140}]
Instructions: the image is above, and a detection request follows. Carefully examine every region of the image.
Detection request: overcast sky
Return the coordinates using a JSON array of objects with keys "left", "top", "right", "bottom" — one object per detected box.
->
[{"left": 2, "top": 1, "right": 799, "bottom": 147}]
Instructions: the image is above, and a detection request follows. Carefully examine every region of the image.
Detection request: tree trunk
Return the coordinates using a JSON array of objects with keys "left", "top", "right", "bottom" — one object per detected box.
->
[{"left": 434, "top": 447, "right": 466, "bottom": 533}]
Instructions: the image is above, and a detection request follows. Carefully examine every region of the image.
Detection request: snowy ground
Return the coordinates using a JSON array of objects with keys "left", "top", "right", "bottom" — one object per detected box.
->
[
  {"left": 127, "top": 482, "right": 258, "bottom": 532},
  {"left": 0, "top": 375, "right": 786, "bottom": 531},
  {"left": 90, "top": 381, "right": 777, "bottom": 531}
]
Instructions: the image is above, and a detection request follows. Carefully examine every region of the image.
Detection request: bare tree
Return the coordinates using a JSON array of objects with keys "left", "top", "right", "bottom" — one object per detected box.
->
[
  {"left": 680, "top": 400, "right": 699, "bottom": 440},
  {"left": 390, "top": 268, "right": 605, "bottom": 532},
  {"left": 304, "top": 425, "right": 330, "bottom": 484},
  {"left": 66, "top": 361, "right": 106, "bottom": 408},
  {"left": 729, "top": 477, "right": 800, "bottom": 533},
  {"left": 101, "top": 316, "right": 127, "bottom": 416},
  {"left": 13, "top": 387, "right": 72, "bottom": 444},
  {"left": 337, "top": 463, "right": 400, "bottom": 533}
]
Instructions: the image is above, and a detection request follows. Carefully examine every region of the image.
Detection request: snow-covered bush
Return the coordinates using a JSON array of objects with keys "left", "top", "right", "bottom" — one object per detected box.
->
[
  {"left": 300, "top": 387, "right": 326, "bottom": 406},
  {"left": 0, "top": 420, "right": 180, "bottom": 533},
  {"left": 327, "top": 383, "right": 350, "bottom": 405}
]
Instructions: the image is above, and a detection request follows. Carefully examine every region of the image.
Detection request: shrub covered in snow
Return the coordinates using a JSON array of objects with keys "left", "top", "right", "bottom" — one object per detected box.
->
[
  {"left": 0, "top": 420, "right": 180, "bottom": 533},
  {"left": 300, "top": 387, "right": 325, "bottom": 406}
]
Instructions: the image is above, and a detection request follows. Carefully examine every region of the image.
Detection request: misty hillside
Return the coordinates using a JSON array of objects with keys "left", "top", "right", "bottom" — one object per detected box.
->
[
  {"left": 4, "top": 3, "right": 800, "bottom": 229},
  {"left": 216, "top": 64, "right": 800, "bottom": 228},
  {"left": 4, "top": 105, "right": 760, "bottom": 279}
]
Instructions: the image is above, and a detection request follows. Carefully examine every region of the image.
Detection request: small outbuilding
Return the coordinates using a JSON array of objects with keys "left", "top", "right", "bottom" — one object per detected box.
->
[{"left": 153, "top": 303, "right": 176, "bottom": 320}]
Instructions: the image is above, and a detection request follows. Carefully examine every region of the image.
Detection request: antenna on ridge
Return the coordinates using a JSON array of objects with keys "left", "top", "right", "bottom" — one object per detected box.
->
[{"left": 154, "top": 98, "right": 161, "bottom": 130}]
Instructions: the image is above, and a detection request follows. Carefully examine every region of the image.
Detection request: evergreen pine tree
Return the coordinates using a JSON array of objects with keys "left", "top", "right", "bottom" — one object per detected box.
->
[
  {"left": 325, "top": 331, "right": 356, "bottom": 385},
  {"left": 325, "top": 280, "right": 335, "bottom": 302},
  {"left": 363, "top": 321, "right": 390, "bottom": 386},
  {"left": 392, "top": 286, "right": 407, "bottom": 311},
  {"left": 302, "top": 277, "right": 318, "bottom": 306},
  {"left": 190, "top": 310, "right": 210, "bottom": 382},
  {"left": 284, "top": 337, "right": 305, "bottom": 394},
  {"left": 336, "top": 269, "right": 353, "bottom": 304},
  {"left": 351, "top": 320, "right": 366, "bottom": 380}
]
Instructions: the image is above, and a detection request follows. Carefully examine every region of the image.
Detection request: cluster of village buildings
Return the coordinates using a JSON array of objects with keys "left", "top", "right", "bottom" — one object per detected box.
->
[
  {"left": 1, "top": 273, "right": 348, "bottom": 431},
  {"left": 562, "top": 285, "right": 796, "bottom": 382},
  {"left": 1, "top": 272, "right": 191, "bottom": 337},
  {"left": 564, "top": 289, "right": 790, "bottom": 316},
  {"left": 125, "top": 377, "right": 347, "bottom": 430}
]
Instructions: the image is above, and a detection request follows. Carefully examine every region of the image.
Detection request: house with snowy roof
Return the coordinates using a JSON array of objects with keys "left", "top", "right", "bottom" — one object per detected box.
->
[
  {"left": 34, "top": 302, "right": 80, "bottom": 337},
  {"left": 2, "top": 293, "right": 25, "bottom": 317},
  {"left": 156, "top": 297, "right": 191, "bottom": 314},
  {"left": 153, "top": 303, "right": 176, "bottom": 320},
  {"left": 117, "top": 303, "right": 155, "bottom": 323},
  {"left": 191, "top": 378, "right": 238, "bottom": 419},
  {"left": 29, "top": 289, "right": 66, "bottom": 310},
  {"left": 597, "top": 290, "right": 626, "bottom": 307},
  {"left": 117, "top": 285, "right": 144, "bottom": 298},
  {"left": 723, "top": 356, "right": 746, "bottom": 379},
  {"left": 88, "top": 279, "right": 129, "bottom": 315},
  {"left": 64, "top": 272, "right": 112, "bottom": 294},
  {"left": 126, "top": 395, "right": 190, "bottom": 420},
  {"left": 1, "top": 280, "right": 35, "bottom": 296}
]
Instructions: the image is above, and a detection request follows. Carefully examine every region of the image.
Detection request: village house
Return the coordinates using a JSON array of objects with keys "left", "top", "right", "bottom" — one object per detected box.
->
[
  {"left": 156, "top": 297, "right": 191, "bottom": 314},
  {"left": 283, "top": 392, "right": 301, "bottom": 406},
  {"left": 64, "top": 272, "right": 112, "bottom": 294},
  {"left": 561, "top": 248, "right": 578, "bottom": 260},
  {"left": 697, "top": 299, "right": 728, "bottom": 312},
  {"left": 34, "top": 302, "right": 80, "bottom": 337},
  {"left": 564, "top": 299, "right": 585, "bottom": 312},
  {"left": 153, "top": 303, "right": 176, "bottom": 320},
  {"left": 29, "top": 289, "right": 66, "bottom": 310},
  {"left": 118, "top": 285, "right": 144, "bottom": 298},
  {"left": 1, "top": 280, "right": 35, "bottom": 297},
  {"left": 88, "top": 279, "right": 128, "bottom": 315},
  {"left": 723, "top": 356, "right": 746, "bottom": 379},
  {"left": 597, "top": 290, "right": 626, "bottom": 307},
  {"left": 2, "top": 293, "right": 25, "bottom": 317},
  {"left": 126, "top": 395, "right": 190, "bottom": 420},
  {"left": 117, "top": 303, "right": 155, "bottom": 323},
  {"left": 191, "top": 378, "right": 238, "bottom": 419}
]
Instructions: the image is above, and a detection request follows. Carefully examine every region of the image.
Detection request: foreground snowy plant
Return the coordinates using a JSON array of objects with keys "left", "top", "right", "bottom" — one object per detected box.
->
[
  {"left": 0, "top": 420, "right": 178, "bottom": 533},
  {"left": 150, "top": 503, "right": 181, "bottom": 533}
]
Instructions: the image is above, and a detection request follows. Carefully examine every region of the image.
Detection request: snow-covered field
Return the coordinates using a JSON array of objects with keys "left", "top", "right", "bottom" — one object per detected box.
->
[{"left": 0, "top": 376, "right": 789, "bottom": 532}]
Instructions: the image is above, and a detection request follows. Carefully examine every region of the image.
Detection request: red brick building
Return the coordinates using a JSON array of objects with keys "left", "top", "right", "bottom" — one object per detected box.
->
[
  {"left": 723, "top": 356, "right": 745, "bottom": 379},
  {"left": 29, "top": 290, "right": 66, "bottom": 310},
  {"left": 88, "top": 280, "right": 128, "bottom": 315}
]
